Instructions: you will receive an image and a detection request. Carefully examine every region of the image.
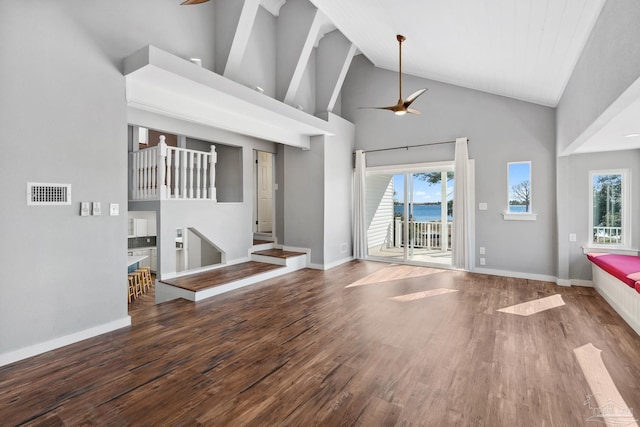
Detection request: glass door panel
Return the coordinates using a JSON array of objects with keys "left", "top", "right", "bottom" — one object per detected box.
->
[{"left": 365, "top": 167, "right": 453, "bottom": 267}]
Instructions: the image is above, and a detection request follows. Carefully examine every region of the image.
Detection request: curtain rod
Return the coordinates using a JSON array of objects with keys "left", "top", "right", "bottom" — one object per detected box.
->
[{"left": 359, "top": 139, "right": 465, "bottom": 154}]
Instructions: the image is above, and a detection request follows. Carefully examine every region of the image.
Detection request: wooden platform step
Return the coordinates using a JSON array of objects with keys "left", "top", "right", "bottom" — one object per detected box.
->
[
  {"left": 156, "top": 249, "right": 309, "bottom": 304},
  {"left": 252, "top": 239, "right": 272, "bottom": 246},
  {"left": 160, "top": 261, "right": 283, "bottom": 292},
  {"left": 252, "top": 248, "right": 306, "bottom": 259}
]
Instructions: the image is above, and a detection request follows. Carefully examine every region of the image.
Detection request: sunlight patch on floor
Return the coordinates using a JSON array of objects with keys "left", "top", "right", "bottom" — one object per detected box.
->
[
  {"left": 496, "top": 294, "right": 565, "bottom": 316},
  {"left": 389, "top": 288, "right": 458, "bottom": 302},
  {"left": 346, "top": 264, "right": 444, "bottom": 288},
  {"left": 574, "top": 343, "right": 639, "bottom": 427}
]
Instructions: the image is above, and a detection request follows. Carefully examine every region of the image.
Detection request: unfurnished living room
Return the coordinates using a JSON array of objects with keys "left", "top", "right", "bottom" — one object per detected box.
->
[{"left": 2, "top": 1, "right": 640, "bottom": 426}]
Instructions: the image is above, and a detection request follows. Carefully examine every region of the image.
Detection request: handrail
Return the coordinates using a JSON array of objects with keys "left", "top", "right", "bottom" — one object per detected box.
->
[{"left": 130, "top": 136, "right": 217, "bottom": 201}]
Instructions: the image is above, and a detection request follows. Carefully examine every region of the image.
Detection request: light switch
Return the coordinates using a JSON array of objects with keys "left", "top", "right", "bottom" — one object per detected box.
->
[
  {"left": 569, "top": 233, "right": 576, "bottom": 242},
  {"left": 479, "top": 247, "right": 485, "bottom": 255},
  {"left": 110, "top": 203, "right": 119, "bottom": 216},
  {"left": 92, "top": 202, "right": 101, "bottom": 216},
  {"left": 479, "top": 203, "right": 487, "bottom": 211},
  {"left": 80, "top": 202, "right": 90, "bottom": 216}
]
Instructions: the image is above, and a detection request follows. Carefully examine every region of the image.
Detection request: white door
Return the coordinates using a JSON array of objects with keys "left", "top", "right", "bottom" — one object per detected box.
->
[{"left": 257, "top": 151, "right": 273, "bottom": 233}]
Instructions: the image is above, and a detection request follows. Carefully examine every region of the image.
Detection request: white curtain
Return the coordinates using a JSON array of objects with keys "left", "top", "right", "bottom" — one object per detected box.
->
[
  {"left": 353, "top": 150, "right": 367, "bottom": 259},
  {"left": 453, "top": 138, "right": 472, "bottom": 269}
]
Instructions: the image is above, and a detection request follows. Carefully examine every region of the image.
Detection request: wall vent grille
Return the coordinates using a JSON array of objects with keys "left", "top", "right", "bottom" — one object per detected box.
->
[{"left": 27, "top": 182, "right": 72, "bottom": 205}]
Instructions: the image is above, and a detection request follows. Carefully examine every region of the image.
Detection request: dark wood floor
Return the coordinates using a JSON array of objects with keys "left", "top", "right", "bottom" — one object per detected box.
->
[{"left": 2, "top": 261, "right": 640, "bottom": 426}]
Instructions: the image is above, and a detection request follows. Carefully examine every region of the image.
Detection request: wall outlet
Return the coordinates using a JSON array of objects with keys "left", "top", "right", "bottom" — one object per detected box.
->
[
  {"left": 480, "top": 258, "right": 486, "bottom": 266},
  {"left": 92, "top": 202, "right": 101, "bottom": 216},
  {"left": 479, "top": 203, "right": 488, "bottom": 211},
  {"left": 569, "top": 233, "right": 576, "bottom": 242},
  {"left": 479, "top": 247, "right": 485, "bottom": 255},
  {"left": 340, "top": 242, "right": 348, "bottom": 253},
  {"left": 110, "top": 203, "right": 119, "bottom": 216}
]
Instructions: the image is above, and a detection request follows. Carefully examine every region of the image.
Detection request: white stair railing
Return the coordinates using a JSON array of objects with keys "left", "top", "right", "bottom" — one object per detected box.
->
[{"left": 130, "top": 136, "right": 217, "bottom": 201}]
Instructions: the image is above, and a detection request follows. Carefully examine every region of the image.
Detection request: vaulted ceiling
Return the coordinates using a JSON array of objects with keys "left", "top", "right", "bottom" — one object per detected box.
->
[{"left": 310, "top": 0, "right": 607, "bottom": 107}]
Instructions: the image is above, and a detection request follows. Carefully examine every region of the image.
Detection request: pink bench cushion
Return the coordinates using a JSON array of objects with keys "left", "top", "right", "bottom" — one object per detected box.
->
[{"left": 587, "top": 253, "right": 640, "bottom": 292}]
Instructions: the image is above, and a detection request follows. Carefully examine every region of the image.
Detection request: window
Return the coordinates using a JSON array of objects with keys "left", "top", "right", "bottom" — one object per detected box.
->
[
  {"left": 503, "top": 162, "right": 535, "bottom": 220},
  {"left": 589, "top": 169, "right": 630, "bottom": 247}
]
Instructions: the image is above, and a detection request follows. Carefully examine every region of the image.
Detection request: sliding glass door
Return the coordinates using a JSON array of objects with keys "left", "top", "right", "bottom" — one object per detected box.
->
[{"left": 365, "top": 164, "right": 454, "bottom": 267}]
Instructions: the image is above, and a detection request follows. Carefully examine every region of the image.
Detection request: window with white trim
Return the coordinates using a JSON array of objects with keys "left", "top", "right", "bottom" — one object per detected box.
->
[
  {"left": 589, "top": 169, "right": 630, "bottom": 247},
  {"left": 503, "top": 161, "right": 536, "bottom": 221}
]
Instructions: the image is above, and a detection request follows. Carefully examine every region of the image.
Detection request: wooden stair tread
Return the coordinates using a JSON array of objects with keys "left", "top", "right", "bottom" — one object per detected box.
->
[
  {"left": 252, "top": 249, "right": 306, "bottom": 259},
  {"left": 160, "top": 262, "right": 283, "bottom": 292},
  {"left": 252, "top": 239, "right": 272, "bottom": 245}
]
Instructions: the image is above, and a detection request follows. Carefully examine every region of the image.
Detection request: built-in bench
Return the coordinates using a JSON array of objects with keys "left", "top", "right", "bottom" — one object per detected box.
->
[{"left": 587, "top": 253, "right": 640, "bottom": 335}]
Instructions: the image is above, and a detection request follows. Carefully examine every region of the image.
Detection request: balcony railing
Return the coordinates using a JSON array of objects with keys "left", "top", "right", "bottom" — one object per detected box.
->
[
  {"left": 130, "top": 136, "right": 217, "bottom": 201},
  {"left": 593, "top": 226, "right": 622, "bottom": 244},
  {"left": 394, "top": 219, "right": 452, "bottom": 250}
]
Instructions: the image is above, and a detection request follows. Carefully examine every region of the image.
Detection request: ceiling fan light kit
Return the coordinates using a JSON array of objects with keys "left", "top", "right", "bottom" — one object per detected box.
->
[{"left": 360, "top": 34, "right": 428, "bottom": 116}]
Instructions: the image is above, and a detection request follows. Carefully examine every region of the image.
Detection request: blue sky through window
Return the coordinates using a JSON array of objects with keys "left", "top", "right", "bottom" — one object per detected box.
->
[{"left": 393, "top": 173, "right": 454, "bottom": 204}]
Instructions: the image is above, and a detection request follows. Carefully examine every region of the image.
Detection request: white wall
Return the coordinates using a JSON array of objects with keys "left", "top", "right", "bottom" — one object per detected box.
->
[
  {"left": 556, "top": 0, "right": 640, "bottom": 153},
  {"left": 342, "top": 55, "right": 557, "bottom": 277},
  {"left": 366, "top": 175, "right": 394, "bottom": 250}
]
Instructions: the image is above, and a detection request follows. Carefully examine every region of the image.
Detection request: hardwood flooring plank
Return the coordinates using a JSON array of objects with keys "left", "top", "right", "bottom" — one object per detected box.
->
[{"left": 1, "top": 260, "right": 640, "bottom": 426}]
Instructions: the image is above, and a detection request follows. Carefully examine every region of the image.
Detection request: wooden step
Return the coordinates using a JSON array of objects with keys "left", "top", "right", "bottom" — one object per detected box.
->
[
  {"left": 156, "top": 250, "right": 307, "bottom": 303},
  {"left": 252, "top": 248, "right": 306, "bottom": 259},
  {"left": 160, "top": 261, "right": 283, "bottom": 292}
]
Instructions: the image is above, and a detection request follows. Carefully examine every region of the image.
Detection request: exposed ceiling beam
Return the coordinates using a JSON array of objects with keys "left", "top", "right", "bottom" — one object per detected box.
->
[
  {"left": 316, "top": 30, "right": 356, "bottom": 114},
  {"left": 260, "top": 0, "right": 286, "bottom": 16},
  {"left": 223, "top": 0, "right": 261, "bottom": 81}
]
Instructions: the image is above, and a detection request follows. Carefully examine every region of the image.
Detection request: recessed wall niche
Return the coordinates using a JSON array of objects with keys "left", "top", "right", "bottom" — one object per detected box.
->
[{"left": 187, "top": 138, "right": 243, "bottom": 203}]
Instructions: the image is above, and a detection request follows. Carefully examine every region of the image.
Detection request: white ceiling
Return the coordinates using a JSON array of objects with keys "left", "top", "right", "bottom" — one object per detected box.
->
[{"left": 310, "top": 0, "right": 606, "bottom": 107}]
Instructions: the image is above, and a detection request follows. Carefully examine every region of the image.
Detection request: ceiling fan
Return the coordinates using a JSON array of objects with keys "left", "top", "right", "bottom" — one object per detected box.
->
[
  {"left": 181, "top": 0, "right": 209, "bottom": 4},
  {"left": 361, "top": 35, "right": 428, "bottom": 116}
]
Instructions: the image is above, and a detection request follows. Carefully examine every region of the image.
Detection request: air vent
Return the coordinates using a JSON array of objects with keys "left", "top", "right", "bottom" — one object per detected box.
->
[{"left": 27, "top": 182, "right": 72, "bottom": 206}]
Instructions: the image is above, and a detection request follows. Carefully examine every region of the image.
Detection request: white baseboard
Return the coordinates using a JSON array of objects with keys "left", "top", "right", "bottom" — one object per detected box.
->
[
  {"left": 472, "top": 267, "right": 558, "bottom": 284},
  {"left": 0, "top": 316, "right": 131, "bottom": 368},
  {"left": 571, "top": 279, "right": 594, "bottom": 287},
  {"left": 309, "top": 256, "right": 354, "bottom": 271}
]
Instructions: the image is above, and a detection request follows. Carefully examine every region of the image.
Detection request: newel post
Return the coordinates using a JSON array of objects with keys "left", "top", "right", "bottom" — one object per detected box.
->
[
  {"left": 209, "top": 144, "right": 217, "bottom": 201},
  {"left": 158, "top": 136, "right": 167, "bottom": 200}
]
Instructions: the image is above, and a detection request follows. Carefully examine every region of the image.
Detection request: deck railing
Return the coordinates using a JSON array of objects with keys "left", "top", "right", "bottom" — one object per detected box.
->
[
  {"left": 593, "top": 226, "right": 622, "bottom": 244},
  {"left": 394, "top": 219, "right": 452, "bottom": 250},
  {"left": 130, "top": 136, "right": 217, "bottom": 201}
]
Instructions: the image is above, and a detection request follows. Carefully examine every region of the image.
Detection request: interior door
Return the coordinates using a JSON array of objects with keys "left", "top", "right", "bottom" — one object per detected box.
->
[{"left": 257, "top": 151, "right": 273, "bottom": 233}]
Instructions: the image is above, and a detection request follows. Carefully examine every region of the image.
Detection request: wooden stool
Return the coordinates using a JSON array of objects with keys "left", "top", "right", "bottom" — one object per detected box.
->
[
  {"left": 128, "top": 272, "right": 143, "bottom": 298},
  {"left": 136, "top": 267, "right": 152, "bottom": 293},
  {"left": 127, "top": 276, "right": 136, "bottom": 303}
]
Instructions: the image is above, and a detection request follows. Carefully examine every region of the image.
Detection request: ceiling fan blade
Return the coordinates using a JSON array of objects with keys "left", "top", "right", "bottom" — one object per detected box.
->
[
  {"left": 358, "top": 106, "right": 398, "bottom": 112},
  {"left": 181, "top": 0, "right": 209, "bottom": 4},
  {"left": 406, "top": 108, "right": 421, "bottom": 115},
  {"left": 404, "top": 88, "right": 428, "bottom": 106}
]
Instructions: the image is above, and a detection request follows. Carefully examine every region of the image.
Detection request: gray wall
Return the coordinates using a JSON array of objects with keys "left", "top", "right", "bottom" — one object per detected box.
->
[
  {"left": 237, "top": 6, "right": 277, "bottom": 96},
  {"left": 566, "top": 150, "right": 640, "bottom": 280},
  {"left": 342, "top": 56, "right": 557, "bottom": 276},
  {"left": 322, "top": 113, "right": 355, "bottom": 266},
  {"left": 556, "top": 0, "right": 640, "bottom": 153},
  {"left": 283, "top": 140, "right": 325, "bottom": 264},
  {"left": 0, "top": 0, "right": 216, "bottom": 355}
]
